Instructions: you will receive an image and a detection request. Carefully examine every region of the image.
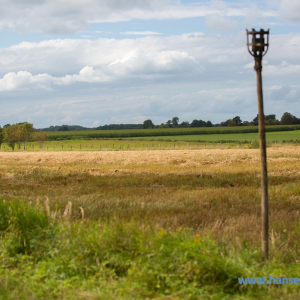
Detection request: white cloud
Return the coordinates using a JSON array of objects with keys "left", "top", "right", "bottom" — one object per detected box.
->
[
  {"left": 0, "top": 71, "right": 54, "bottom": 91},
  {"left": 280, "top": 0, "right": 300, "bottom": 23},
  {"left": 264, "top": 61, "right": 300, "bottom": 77},
  {"left": 1, "top": 32, "right": 299, "bottom": 93},
  {"left": 0, "top": 49, "right": 202, "bottom": 91},
  {"left": 0, "top": 0, "right": 276, "bottom": 34},
  {"left": 122, "top": 31, "right": 162, "bottom": 35}
]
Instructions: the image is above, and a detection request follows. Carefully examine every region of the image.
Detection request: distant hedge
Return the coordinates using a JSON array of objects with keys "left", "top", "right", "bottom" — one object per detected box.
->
[{"left": 46, "top": 126, "right": 300, "bottom": 141}]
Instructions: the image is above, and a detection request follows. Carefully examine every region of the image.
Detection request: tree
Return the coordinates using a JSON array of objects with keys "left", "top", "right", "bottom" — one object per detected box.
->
[
  {"left": 166, "top": 120, "right": 172, "bottom": 128},
  {"left": 253, "top": 114, "right": 280, "bottom": 126},
  {"left": 280, "top": 112, "right": 299, "bottom": 125},
  {"left": 59, "top": 125, "right": 69, "bottom": 131},
  {"left": 206, "top": 121, "right": 213, "bottom": 127},
  {"left": 143, "top": 119, "right": 154, "bottom": 129},
  {"left": 232, "top": 116, "right": 242, "bottom": 126},
  {"left": 227, "top": 120, "right": 236, "bottom": 127},
  {"left": 265, "top": 114, "right": 276, "bottom": 121},
  {"left": 180, "top": 121, "right": 190, "bottom": 128},
  {"left": 220, "top": 119, "right": 231, "bottom": 127},
  {"left": 18, "top": 122, "right": 35, "bottom": 149},
  {"left": 34, "top": 130, "right": 48, "bottom": 146},
  {"left": 4, "top": 124, "right": 19, "bottom": 151},
  {"left": 171, "top": 117, "right": 179, "bottom": 127},
  {"left": 191, "top": 119, "right": 207, "bottom": 127},
  {"left": 0, "top": 127, "right": 4, "bottom": 149}
]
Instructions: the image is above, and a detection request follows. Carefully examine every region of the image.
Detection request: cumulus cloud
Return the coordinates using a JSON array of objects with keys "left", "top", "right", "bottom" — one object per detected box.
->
[
  {"left": 1, "top": 31, "right": 299, "bottom": 92},
  {"left": 107, "top": 49, "right": 202, "bottom": 77},
  {"left": 0, "top": 49, "right": 202, "bottom": 91},
  {"left": 0, "top": 71, "right": 54, "bottom": 91}
]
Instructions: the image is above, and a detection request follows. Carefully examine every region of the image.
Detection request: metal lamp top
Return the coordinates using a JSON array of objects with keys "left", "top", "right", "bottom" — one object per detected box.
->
[{"left": 246, "top": 28, "right": 269, "bottom": 57}]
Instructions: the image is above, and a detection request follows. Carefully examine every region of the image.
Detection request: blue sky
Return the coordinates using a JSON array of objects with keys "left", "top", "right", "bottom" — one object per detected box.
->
[{"left": 0, "top": 0, "right": 299, "bottom": 127}]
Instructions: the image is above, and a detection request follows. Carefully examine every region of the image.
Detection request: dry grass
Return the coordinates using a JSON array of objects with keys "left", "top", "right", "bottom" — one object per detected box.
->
[{"left": 1, "top": 147, "right": 300, "bottom": 254}]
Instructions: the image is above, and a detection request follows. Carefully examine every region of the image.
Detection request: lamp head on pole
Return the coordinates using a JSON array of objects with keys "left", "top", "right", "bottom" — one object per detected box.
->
[{"left": 246, "top": 28, "right": 269, "bottom": 58}]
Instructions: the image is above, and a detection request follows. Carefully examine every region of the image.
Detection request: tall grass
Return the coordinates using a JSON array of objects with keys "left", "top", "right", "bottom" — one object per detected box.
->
[
  {"left": 0, "top": 198, "right": 54, "bottom": 257},
  {"left": 0, "top": 200, "right": 300, "bottom": 299}
]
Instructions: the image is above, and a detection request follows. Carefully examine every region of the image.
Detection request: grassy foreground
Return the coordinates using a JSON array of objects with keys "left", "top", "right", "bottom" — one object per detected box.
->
[
  {"left": 0, "top": 198, "right": 300, "bottom": 300},
  {"left": 1, "top": 147, "right": 300, "bottom": 299}
]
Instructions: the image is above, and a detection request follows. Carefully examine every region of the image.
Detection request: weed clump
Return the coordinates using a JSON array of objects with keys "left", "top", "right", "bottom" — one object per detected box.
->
[{"left": 0, "top": 198, "right": 55, "bottom": 258}]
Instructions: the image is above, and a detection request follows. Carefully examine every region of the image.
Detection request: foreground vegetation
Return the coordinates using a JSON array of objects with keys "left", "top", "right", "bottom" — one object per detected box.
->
[
  {"left": 0, "top": 147, "right": 300, "bottom": 298},
  {"left": 1, "top": 198, "right": 300, "bottom": 300}
]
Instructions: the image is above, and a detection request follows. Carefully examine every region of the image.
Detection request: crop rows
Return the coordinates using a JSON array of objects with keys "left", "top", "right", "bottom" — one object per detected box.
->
[{"left": 45, "top": 125, "right": 300, "bottom": 140}]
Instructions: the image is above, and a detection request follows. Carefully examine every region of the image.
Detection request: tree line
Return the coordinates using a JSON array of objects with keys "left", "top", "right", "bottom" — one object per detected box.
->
[
  {"left": 0, "top": 123, "right": 48, "bottom": 151},
  {"left": 143, "top": 112, "right": 300, "bottom": 129}
]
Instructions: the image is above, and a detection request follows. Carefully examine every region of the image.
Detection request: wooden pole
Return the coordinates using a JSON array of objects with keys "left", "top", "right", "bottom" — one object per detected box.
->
[{"left": 255, "top": 57, "right": 268, "bottom": 259}]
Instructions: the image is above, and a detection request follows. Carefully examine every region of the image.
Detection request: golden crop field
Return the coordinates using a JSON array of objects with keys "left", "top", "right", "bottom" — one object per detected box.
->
[{"left": 0, "top": 146, "right": 299, "bottom": 244}]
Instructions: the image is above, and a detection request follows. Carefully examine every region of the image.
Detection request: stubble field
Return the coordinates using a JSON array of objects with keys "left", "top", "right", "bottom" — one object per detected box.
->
[{"left": 1, "top": 146, "right": 300, "bottom": 299}]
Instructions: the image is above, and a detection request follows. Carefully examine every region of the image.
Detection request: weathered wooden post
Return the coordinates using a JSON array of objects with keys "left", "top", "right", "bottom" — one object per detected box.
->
[{"left": 247, "top": 28, "right": 270, "bottom": 259}]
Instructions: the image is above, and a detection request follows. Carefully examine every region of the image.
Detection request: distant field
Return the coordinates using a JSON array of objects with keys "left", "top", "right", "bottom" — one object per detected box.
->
[
  {"left": 44, "top": 125, "right": 300, "bottom": 140},
  {"left": 129, "top": 130, "right": 300, "bottom": 142},
  {"left": 1, "top": 130, "right": 299, "bottom": 152}
]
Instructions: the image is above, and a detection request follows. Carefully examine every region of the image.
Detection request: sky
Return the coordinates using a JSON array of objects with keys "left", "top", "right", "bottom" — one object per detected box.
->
[{"left": 0, "top": 0, "right": 300, "bottom": 128}]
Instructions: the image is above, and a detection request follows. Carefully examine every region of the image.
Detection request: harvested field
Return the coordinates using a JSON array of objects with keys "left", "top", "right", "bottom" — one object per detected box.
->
[
  {"left": 1, "top": 147, "right": 300, "bottom": 246},
  {"left": 1, "top": 146, "right": 299, "bottom": 165}
]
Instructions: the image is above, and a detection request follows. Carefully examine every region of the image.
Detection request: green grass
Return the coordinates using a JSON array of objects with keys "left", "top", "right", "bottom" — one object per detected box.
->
[
  {"left": 44, "top": 125, "right": 300, "bottom": 140},
  {"left": 1, "top": 130, "right": 299, "bottom": 152},
  {"left": 129, "top": 130, "right": 300, "bottom": 142},
  {"left": 1, "top": 198, "right": 300, "bottom": 300}
]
